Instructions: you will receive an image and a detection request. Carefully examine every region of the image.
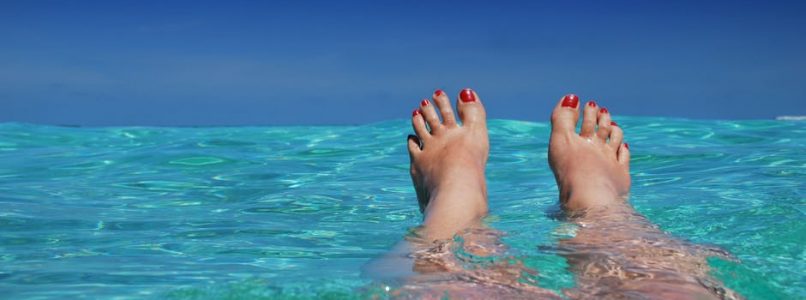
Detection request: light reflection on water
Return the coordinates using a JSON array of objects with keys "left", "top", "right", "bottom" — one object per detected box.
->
[{"left": 0, "top": 117, "right": 803, "bottom": 299}]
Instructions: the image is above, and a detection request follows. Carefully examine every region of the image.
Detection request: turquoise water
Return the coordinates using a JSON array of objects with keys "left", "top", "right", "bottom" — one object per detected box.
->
[{"left": 0, "top": 117, "right": 803, "bottom": 299}]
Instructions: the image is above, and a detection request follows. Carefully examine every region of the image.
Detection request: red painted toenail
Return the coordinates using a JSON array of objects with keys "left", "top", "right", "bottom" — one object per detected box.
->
[
  {"left": 412, "top": 109, "right": 421, "bottom": 117},
  {"left": 610, "top": 121, "right": 618, "bottom": 126},
  {"left": 588, "top": 101, "right": 597, "bottom": 107},
  {"left": 600, "top": 107, "right": 609, "bottom": 114},
  {"left": 434, "top": 89, "right": 444, "bottom": 97},
  {"left": 421, "top": 99, "right": 429, "bottom": 106},
  {"left": 460, "top": 88, "right": 476, "bottom": 102},
  {"left": 624, "top": 143, "right": 629, "bottom": 149},
  {"left": 561, "top": 94, "right": 579, "bottom": 108}
]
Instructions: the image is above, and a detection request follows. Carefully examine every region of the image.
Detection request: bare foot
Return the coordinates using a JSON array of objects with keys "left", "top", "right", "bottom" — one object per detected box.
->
[
  {"left": 364, "top": 95, "right": 560, "bottom": 298},
  {"left": 548, "top": 94, "right": 631, "bottom": 211},
  {"left": 408, "top": 88, "right": 489, "bottom": 240},
  {"left": 547, "top": 95, "right": 738, "bottom": 299}
]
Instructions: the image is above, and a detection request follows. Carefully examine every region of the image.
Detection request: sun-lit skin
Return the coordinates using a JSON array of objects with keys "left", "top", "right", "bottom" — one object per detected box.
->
[
  {"left": 407, "top": 91, "right": 632, "bottom": 240},
  {"left": 398, "top": 91, "right": 738, "bottom": 299},
  {"left": 394, "top": 88, "right": 561, "bottom": 298},
  {"left": 408, "top": 88, "right": 489, "bottom": 240},
  {"left": 548, "top": 94, "right": 631, "bottom": 211},
  {"left": 547, "top": 94, "right": 737, "bottom": 299}
]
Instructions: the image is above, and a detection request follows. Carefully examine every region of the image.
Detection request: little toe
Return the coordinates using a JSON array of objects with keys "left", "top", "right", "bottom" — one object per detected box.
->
[
  {"left": 579, "top": 100, "right": 598, "bottom": 137},
  {"left": 411, "top": 109, "right": 430, "bottom": 140},
  {"left": 595, "top": 107, "right": 612, "bottom": 142},
  {"left": 618, "top": 142, "right": 631, "bottom": 167},
  {"left": 550, "top": 94, "right": 581, "bottom": 136},
  {"left": 407, "top": 134, "right": 421, "bottom": 158},
  {"left": 420, "top": 99, "right": 442, "bottom": 133},
  {"left": 456, "top": 88, "right": 487, "bottom": 127},
  {"left": 432, "top": 89, "right": 457, "bottom": 128},
  {"left": 608, "top": 121, "right": 623, "bottom": 151}
]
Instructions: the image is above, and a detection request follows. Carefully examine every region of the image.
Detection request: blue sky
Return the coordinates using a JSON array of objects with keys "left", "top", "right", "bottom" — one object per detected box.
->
[{"left": 1, "top": 0, "right": 804, "bottom": 126}]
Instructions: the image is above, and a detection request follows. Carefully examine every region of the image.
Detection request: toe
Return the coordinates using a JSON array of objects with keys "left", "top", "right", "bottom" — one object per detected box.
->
[
  {"left": 550, "top": 94, "right": 580, "bottom": 136},
  {"left": 618, "top": 142, "right": 630, "bottom": 168},
  {"left": 579, "top": 100, "right": 598, "bottom": 137},
  {"left": 595, "top": 107, "right": 612, "bottom": 142},
  {"left": 407, "top": 134, "right": 421, "bottom": 158},
  {"left": 432, "top": 89, "right": 457, "bottom": 128},
  {"left": 456, "top": 88, "right": 487, "bottom": 127},
  {"left": 420, "top": 99, "right": 442, "bottom": 133},
  {"left": 411, "top": 109, "right": 430, "bottom": 140},
  {"left": 608, "top": 121, "right": 623, "bottom": 151}
]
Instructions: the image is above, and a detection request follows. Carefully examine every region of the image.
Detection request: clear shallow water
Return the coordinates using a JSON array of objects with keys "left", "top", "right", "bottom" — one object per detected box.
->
[{"left": 0, "top": 117, "right": 803, "bottom": 299}]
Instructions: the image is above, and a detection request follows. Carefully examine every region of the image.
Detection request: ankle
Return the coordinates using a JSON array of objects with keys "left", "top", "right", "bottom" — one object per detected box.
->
[
  {"left": 422, "top": 179, "right": 489, "bottom": 226},
  {"left": 426, "top": 183, "right": 487, "bottom": 213},
  {"left": 561, "top": 183, "right": 624, "bottom": 211}
]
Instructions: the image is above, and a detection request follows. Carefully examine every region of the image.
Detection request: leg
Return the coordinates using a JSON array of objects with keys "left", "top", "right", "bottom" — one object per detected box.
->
[
  {"left": 547, "top": 95, "right": 739, "bottom": 299},
  {"left": 363, "top": 88, "right": 491, "bottom": 281},
  {"left": 363, "top": 89, "right": 560, "bottom": 299}
]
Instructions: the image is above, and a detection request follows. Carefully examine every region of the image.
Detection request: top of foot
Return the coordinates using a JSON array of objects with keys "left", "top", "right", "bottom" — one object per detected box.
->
[
  {"left": 547, "top": 94, "right": 631, "bottom": 211},
  {"left": 407, "top": 88, "right": 490, "bottom": 240}
]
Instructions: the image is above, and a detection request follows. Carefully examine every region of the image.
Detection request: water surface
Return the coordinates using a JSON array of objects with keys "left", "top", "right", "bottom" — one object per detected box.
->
[{"left": 0, "top": 117, "right": 803, "bottom": 299}]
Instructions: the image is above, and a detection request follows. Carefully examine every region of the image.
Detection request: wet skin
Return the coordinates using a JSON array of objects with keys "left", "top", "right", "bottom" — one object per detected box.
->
[{"left": 364, "top": 90, "right": 737, "bottom": 299}]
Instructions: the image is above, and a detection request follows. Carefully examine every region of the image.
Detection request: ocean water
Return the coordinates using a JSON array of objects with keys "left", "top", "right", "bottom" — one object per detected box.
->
[{"left": 0, "top": 117, "right": 803, "bottom": 299}]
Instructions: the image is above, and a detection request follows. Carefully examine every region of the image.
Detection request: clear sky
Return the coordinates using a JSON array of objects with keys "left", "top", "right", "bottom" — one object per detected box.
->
[{"left": 1, "top": 0, "right": 804, "bottom": 126}]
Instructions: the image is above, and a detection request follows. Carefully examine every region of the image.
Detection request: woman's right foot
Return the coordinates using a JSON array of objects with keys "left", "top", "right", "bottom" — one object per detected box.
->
[
  {"left": 547, "top": 94, "right": 631, "bottom": 211},
  {"left": 547, "top": 95, "right": 738, "bottom": 299}
]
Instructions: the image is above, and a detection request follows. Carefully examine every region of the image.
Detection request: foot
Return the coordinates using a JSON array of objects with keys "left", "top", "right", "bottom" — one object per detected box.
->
[
  {"left": 408, "top": 88, "right": 489, "bottom": 240},
  {"left": 548, "top": 96, "right": 738, "bottom": 298},
  {"left": 547, "top": 94, "right": 631, "bottom": 211}
]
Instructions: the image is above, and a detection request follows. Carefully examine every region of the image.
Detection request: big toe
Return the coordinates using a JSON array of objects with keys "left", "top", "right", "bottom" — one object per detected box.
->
[
  {"left": 456, "top": 88, "right": 487, "bottom": 127},
  {"left": 550, "top": 94, "right": 580, "bottom": 135}
]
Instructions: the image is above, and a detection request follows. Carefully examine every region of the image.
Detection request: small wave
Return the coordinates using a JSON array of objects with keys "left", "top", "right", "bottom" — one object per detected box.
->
[{"left": 775, "top": 116, "right": 806, "bottom": 121}]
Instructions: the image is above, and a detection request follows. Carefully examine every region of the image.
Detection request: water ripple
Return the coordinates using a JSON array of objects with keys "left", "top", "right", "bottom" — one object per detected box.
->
[{"left": 0, "top": 118, "right": 802, "bottom": 299}]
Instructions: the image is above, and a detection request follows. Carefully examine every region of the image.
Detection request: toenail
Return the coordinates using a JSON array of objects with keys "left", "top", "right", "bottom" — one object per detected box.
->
[
  {"left": 610, "top": 121, "right": 618, "bottom": 126},
  {"left": 588, "top": 100, "right": 597, "bottom": 107},
  {"left": 600, "top": 107, "right": 609, "bottom": 114},
  {"left": 434, "top": 89, "right": 444, "bottom": 97},
  {"left": 561, "top": 94, "right": 579, "bottom": 108},
  {"left": 460, "top": 88, "right": 476, "bottom": 102},
  {"left": 421, "top": 99, "right": 429, "bottom": 106},
  {"left": 412, "top": 109, "right": 421, "bottom": 117}
]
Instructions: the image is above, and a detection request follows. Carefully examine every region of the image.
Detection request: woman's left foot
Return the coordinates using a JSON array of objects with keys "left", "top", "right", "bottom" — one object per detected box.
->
[
  {"left": 408, "top": 88, "right": 490, "bottom": 240},
  {"left": 547, "top": 94, "right": 631, "bottom": 211}
]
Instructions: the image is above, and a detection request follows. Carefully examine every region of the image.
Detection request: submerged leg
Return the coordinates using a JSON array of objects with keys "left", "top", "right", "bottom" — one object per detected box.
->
[
  {"left": 363, "top": 88, "right": 491, "bottom": 281},
  {"left": 547, "top": 95, "right": 739, "bottom": 299},
  {"left": 363, "top": 89, "right": 559, "bottom": 299}
]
